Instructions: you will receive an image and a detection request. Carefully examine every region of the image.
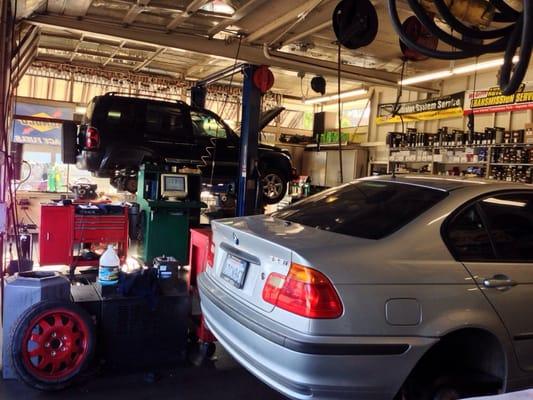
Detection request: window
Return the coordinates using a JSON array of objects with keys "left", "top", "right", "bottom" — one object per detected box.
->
[
  {"left": 146, "top": 105, "right": 185, "bottom": 139},
  {"left": 273, "top": 181, "right": 448, "bottom": 240},
  {"left": 445, "top": 205, "right": 495, "bottom": 261},
  {"left": 479, "top": 193, "right": 533, "bottom": 262},
  {"left": 191, "top": 111, "right": 227, "bottom": 138}
]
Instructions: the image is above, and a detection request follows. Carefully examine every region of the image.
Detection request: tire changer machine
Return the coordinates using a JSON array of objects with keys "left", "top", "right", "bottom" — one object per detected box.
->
[{"left": 2, "top": 161, "right": 213, "bottom": 391}]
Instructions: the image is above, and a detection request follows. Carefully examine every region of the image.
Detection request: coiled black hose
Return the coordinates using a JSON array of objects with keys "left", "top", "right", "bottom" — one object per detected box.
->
[{"left": 387, "top": 0, "right": 532, "bottom": 95}]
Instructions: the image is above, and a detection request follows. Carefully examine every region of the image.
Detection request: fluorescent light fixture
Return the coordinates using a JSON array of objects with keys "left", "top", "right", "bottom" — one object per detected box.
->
[
  {"left": 304, "top": 88, "right": 368, "bottom": 105},
  {"left": 201, "top": 1, "right": 235, "bottom": 15},
  {"left": 400, "top": 70, "right": 453, "bottom": 86},
  {"left": 400, "top": 56, "right": 520, "bottom": 85},
  {"left": 75, "top": 106, "right": 87, "bottom": 114}
]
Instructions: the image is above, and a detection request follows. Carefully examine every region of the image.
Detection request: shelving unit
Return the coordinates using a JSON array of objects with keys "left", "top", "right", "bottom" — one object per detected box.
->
[{"left": 389, "top": 143, "right": 533, "bottom": 184}]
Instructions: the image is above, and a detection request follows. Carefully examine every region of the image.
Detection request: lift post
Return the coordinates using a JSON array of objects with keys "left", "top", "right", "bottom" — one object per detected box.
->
[
  {"left": 236, "top": 64, "right": 262, "bottom": 217},
  {"left": 190, "top": 85, "right": 206, "bottom": 109}
]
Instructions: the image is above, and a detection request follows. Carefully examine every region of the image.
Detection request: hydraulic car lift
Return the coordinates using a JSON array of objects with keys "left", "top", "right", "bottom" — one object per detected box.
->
[{"left": 191, "top": 63, "right": 264, "bottom": 217}]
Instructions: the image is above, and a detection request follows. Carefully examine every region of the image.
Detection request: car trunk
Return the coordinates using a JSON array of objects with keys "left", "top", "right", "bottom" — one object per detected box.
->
[{"left": 207, "top": 214, "right": 370, "bottom": 313}]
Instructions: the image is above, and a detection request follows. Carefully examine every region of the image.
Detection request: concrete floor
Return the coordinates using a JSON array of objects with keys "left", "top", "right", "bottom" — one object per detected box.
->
[{"left": 0, "top": 347, "right": 287, "bottom": 400}]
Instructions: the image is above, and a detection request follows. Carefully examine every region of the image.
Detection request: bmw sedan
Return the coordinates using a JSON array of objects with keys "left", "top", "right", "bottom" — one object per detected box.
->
[{"left": 198, "top": 175, "right": 533, "bottom": 400}]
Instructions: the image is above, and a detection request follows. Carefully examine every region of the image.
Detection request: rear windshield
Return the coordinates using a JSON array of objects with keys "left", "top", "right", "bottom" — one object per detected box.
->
[{"left": 273, "top": 180, "right": 448, "bottom": 239}]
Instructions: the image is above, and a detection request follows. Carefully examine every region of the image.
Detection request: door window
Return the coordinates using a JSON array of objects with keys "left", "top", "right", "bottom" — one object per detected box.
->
[
  {"left": 145, "top": 104, "right": 186, "bottom": 140},
  {"left": 479, "top": 193, "right": 533, "bottom": 262},
  {"left": 191, "top": 111, "right": 227, "bottom": 138},
  {"left": 445, "top": 205, "right": 495, "bottom": 261}
]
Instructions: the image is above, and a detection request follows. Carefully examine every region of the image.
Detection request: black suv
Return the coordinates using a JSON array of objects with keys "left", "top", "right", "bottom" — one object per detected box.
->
[{"left": 62, "top": 93, "right": 295, "bottom": 204}]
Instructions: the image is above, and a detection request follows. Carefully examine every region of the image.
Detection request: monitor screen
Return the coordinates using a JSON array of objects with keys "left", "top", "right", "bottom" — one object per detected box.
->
[{"left": 164, "top": 175, "right": 186, "bottom": 192}]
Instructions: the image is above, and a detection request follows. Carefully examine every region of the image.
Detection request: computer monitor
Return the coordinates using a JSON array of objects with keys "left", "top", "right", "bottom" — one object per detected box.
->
[{"left": 160, "top": 174, "right": 188, "bottom": 199}]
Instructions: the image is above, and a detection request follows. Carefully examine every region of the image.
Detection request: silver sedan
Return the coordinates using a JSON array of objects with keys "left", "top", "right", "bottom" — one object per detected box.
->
[{"left": 198, "top": 175, "right": 533, "bottom": 400}]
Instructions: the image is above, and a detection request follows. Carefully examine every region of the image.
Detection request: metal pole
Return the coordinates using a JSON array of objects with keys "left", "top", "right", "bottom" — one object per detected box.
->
[
  {"left": 236, "top": 64, "right": 261, "bottom": 217},
  {"left": 190, "top": 85, "right": 207, "bottom": 108}
]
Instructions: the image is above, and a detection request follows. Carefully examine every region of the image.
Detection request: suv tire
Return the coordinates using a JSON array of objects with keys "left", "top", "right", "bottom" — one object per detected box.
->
[
  {"left": 61, "top": 122, "right": 78, "bottom": 164},
  {"left": 261, "top": 169, "right": 288, "bottom": 205}
]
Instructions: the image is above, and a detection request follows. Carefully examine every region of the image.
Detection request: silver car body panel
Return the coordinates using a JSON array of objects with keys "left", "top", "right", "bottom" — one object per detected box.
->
[{"left": 198, "top": 176, "right": 533, "bottom": 399}]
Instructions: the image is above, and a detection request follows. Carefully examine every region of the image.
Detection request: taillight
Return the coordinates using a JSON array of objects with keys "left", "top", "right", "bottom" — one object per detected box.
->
[
  {"left": 262, "top": 263, "right": 343, "bottom": 319},
  {"left": 206, "top": 242, "right": 215, "bottom": 269},
  {"left": 85, "top": 127, "right": 100, "bottom": 149}
]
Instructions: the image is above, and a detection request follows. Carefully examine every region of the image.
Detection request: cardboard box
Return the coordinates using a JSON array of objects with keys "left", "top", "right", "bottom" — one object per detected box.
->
[{"left": 525, "top": 123, "right": 533, "bottom": 144}]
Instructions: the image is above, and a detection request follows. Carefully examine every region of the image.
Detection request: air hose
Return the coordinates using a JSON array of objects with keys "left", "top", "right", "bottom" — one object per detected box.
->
[{"left": 387, "top": 0, "right": 532, "bottom": 95}]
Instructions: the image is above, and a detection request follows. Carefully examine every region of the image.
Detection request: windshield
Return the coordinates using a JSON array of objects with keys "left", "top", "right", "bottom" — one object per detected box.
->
[{"left": 273, "top": 180, "right": 448, "bottom": 239}]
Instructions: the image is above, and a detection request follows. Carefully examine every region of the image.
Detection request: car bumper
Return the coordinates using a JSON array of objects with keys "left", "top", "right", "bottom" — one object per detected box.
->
[{"left": 198, "top": 272, "right": 437, "bottom": 400}]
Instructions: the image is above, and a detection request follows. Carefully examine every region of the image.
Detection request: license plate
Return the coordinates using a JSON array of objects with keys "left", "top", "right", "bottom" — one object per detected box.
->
[{"left": 221, "top": 255, "right": 249, "bottom": 289}]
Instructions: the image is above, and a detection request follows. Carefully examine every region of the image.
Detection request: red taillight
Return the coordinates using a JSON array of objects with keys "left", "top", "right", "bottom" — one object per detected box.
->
[
  {"left": 262, "top": 263, "right": 343, "bottom": 319},
  {"left": 85, "top": 127, "right": 100, "bottom": 149},
  {"left": 206, "top": 242, "right": 215, "bottom": 269}
]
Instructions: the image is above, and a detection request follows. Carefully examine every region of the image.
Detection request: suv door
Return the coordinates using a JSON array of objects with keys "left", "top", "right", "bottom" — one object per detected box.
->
[
  {"left": 190, "top": 109, "right": 239, "bottom": 182},
  {"left": 143, "top": 102, "right": 196, "bottom": 163},
  {"left": 445, "top": 191, "right": 533, "bottom": 371}
]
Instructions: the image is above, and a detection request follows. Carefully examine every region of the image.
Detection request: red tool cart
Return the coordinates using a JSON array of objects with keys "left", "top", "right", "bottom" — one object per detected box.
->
[
  {"left": 39, "top": 203, "right": 128, "bottom": 266},
  {"left": 188, "top": 227, "right": 216, "bottom": 357}
]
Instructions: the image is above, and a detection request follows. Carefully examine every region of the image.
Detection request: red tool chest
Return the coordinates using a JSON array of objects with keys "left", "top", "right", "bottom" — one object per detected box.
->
[{"left": 39, "top": 204, "right": 129, "bottom": 266}]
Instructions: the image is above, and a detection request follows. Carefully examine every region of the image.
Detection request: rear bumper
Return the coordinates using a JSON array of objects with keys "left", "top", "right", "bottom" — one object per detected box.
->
[{"left": 198, "top": 272, "right": 437, "bottom": 400}]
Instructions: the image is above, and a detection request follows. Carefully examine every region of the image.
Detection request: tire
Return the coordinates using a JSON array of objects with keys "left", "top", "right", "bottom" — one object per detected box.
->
[
  {"left": 261, "top": 169, "right": 288, "bottom": 205},
  {"left": 61, "top": 121, "right": 78, "bottom": 164},
  {"left": 10, "top": 300, "right": 96, "bottom": 391}
]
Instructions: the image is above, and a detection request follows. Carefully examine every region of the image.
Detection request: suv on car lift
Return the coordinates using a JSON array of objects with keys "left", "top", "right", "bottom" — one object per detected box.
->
[{"left": 62, "top": 93, "right": 295, "bottom": 204}]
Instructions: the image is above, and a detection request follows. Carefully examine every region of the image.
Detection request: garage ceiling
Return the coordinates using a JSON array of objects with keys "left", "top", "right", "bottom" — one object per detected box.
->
[{"left": 14, "top": 0, "right": 458, "bottom": 95}]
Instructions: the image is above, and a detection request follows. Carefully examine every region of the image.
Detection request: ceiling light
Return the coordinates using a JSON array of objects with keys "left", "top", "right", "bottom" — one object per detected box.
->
[
  {"left": 200, "top": 0, "right": 235, "bottom": 15},
  {"left": 304, "top": 88, "right": 368, "bottom": 105},
  {"left": 400, "top": 56, "right": 520, "bottom": 85},
  {"left": 400, "top": 70, "right": 453, "bottom": 86},
  {"left": 75, "top": 106, "right": 87, "bottom": 114}
]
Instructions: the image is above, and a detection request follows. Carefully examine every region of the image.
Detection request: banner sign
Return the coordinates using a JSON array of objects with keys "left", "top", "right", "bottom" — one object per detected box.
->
[
  {"left": 12, "top": 102, "right": 74, "bottom": 146},
  {"left": 464, "top": 85, "right": 533, "bottom": 115},
  {"left": 376, "top": 92, "right": 464, "bottom": 125}
]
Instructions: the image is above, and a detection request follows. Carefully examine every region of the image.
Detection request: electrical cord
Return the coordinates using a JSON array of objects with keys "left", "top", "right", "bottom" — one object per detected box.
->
[{"left": 387, "top": 0, "right": 532, "bottom": 95}]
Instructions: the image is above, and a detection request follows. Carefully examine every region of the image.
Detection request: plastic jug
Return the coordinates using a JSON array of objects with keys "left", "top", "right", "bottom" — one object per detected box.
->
[{"left": 98, "top": 245, "right": 120, "bottom": 286}]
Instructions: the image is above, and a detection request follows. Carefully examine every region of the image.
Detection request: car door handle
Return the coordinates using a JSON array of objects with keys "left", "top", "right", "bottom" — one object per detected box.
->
[{"left": 482, "top": 275, "right": 517, "bottom": 290}]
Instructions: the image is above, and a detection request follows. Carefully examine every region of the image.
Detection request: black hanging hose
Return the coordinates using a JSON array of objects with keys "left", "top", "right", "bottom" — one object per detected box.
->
[{"left": 387, "top": 0, "right": 532, "bottom": 95}]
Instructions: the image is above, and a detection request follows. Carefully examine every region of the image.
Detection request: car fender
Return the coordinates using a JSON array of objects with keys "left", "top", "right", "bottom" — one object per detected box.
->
[{"left": 258, "top": 151, "right": 292, "bottom": 178}]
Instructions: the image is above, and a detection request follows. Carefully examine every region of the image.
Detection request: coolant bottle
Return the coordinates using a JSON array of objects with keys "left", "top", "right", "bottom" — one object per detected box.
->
[{"left": 98, "top": 245, "right": 120, "bottom": 286}]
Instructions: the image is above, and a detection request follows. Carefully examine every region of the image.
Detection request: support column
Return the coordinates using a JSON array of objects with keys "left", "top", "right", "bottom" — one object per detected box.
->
[
  {"left": 191, "top": 85, "right": 206, "bottom": 108},
  {"left": 236, "top": 64, "right": 262, "bottom": 217}
]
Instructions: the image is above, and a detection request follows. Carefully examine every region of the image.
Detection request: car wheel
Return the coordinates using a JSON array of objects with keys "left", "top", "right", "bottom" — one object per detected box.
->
[
  {"left": 125, "top": 177, "right": 138, "bottom": 193},
  {"left": 10, "top": 300, "right": 96, "bottom": 391},
  {"left": 261, "top": 169, "right": 288, "bottom": 205}
]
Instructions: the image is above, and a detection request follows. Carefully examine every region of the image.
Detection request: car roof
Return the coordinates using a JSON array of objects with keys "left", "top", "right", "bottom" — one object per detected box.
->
[{"left": 363, "top": 174, "right": 532, "bottom": 192}]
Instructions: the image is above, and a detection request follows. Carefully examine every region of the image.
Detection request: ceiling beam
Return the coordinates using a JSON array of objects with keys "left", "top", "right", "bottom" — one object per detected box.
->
[
  {"left": 103, "top": 40, "right": 126, "bottom": 66},
  {"left": 166, "top": 0, "right": 211, "bottom": 31},
  {"left": 122, "top": 0, "right": 151, "bottom": 25},
  {"left": 27, "top": 14, "right": 437, "bottom": 91},
  {"left": 208, "top": 0, "right": 269, "bottom": 37},
  {"left": 69, "top": 34, "right": 84, "bottom": 62},
  {"left": 244, "top": 0, "right": 323, "bottom": 44},
  {"left": 133, "top": 47, "right": 166, "bottom": 72},
  {"left": 280, "top": 20, "right": 330, "bottom": 47}
]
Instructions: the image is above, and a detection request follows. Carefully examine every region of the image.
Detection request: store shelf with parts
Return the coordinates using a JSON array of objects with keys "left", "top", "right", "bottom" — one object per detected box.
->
[
  {"left": 389, "top": 142, "right": 533, "bottom": 181},
  {"left": 39, "top": 204, "right": 128, "bottom": 267}
]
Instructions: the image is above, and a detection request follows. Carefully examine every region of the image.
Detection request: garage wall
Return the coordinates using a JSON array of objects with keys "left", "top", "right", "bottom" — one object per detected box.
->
[{"left": 366, "top": 68, "right": 533, "bottom": 163}]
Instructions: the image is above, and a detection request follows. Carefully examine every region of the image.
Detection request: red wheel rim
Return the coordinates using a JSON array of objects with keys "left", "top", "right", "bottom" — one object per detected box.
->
[{"left": 21, "top": 308, "right": 90, "bottom": 381}]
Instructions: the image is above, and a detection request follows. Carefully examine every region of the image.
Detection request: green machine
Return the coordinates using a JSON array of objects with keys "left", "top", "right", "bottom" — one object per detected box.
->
[{"left": 136, "top": 163, "right": 206, "bottom": 264}]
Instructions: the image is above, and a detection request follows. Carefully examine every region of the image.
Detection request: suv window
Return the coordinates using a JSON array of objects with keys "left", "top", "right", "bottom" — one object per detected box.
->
[
  {"left": 445, "top": 205, "right": 495, "bottom": 261},
  {"left": 273, "top": 181, "right": 448, "bottom": 240},
  {"left": 479, "top": 193, "right": 533, "bottom": 262},
  {"left": 145, "top": 104, "right": 186, "bottom": 139},
  {"left": 191, "top": 111, "right": 227, "bottom": 138}
]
